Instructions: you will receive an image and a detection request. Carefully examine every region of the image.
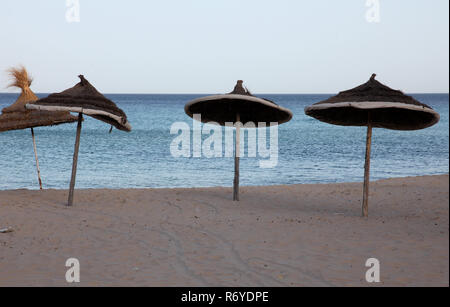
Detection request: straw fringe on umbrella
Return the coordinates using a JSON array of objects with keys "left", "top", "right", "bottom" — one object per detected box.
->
[
  {"left": 26, "top": 75, "right": 132, "bottom": 206},
  {"left": 0, "top": 67, "right": 78, "bottom": 189},
  {"left": 305, "top": 74, "right": 440, "bottom": 217},
  {"left": 185, "top": 80, "right": 293, "bottom": 201}
]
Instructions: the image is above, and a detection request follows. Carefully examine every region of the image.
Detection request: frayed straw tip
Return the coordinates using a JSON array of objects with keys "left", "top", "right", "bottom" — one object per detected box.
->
[{"left": 6, "top": 66, "right": 32, "bottom": 89}]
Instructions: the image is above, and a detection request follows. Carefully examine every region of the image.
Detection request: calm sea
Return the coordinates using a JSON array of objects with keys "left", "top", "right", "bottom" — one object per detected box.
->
[{"left": 0, "top": 93, "right": 448, "bottom": 190}]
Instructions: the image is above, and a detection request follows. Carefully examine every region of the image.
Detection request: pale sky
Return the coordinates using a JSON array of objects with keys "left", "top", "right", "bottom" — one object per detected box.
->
[{"left": 0, "top": 0, "right": 448, "bottom": 94}]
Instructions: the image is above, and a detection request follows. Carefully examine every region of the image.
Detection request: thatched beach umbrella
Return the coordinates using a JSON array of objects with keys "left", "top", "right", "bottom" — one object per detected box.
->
[
  {"left": 0, "top": 67, "right": 77, "bottom": 189},
  {"left": 305, "top": 74, "right": 440, "bottom": 217},
  {"left": 26, "top": 75, "right": 131, "bottom": 206},
  {"left": 185, "top": 80, "right": 293, "bottom": 201}
]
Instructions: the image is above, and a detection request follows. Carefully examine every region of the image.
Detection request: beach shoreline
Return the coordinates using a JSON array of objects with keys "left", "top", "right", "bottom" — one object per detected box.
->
[
  {"left": 0, "top": 174, "right": 448, "bottom": 286},
  {"left": 2, "top": 173, "right": 449, "bottom": 192}
]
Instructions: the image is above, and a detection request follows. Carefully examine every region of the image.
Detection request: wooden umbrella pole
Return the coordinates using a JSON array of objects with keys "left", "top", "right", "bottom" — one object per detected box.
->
[
  {"left": 30, "top": 128, "right": 43, "bottom": 190},
  {"left": 233, "top": 113, "right": 241, "bottom": 201},
  {"left": 68, "top": 113, "right": 83, "bottom": 206},
  {"left": 362, "top": 113, "right": 373, "bottom": 218}
]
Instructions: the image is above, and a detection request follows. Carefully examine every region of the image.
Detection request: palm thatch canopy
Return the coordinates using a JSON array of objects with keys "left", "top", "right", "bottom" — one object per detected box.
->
[
  {"left": 185, "top": 80, "right": 292, "bottom": 202},
  {"left": 185, "top": 80, "right": 293, "bottom": 126},
  {"left": 0, "top": 67, "right": 78, "bottom": 132},
  {"left": 304, "top": 74, "right": 440, "bottom": 130},
  {"left": 26, "top": 75, "right": 131, "bottom": 132}
]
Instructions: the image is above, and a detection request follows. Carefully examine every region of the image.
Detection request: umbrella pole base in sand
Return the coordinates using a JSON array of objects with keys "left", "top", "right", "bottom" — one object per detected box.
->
[
  {"left": 68, "top": 113, "right": 83, "bottom": 206},
  {"left": 233, "top": 114, "right": 241, "bottom": 201},
  {"left": 31, "top": 128, "right": 43, "bottom": 190},
  {"left": 362, "top": 118, "right": 373, "bottom": 218}
]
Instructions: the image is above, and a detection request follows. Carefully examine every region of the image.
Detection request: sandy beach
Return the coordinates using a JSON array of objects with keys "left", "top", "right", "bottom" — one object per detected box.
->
[{"left": 0, "top": 174, "right": 448, "bottom": 287}]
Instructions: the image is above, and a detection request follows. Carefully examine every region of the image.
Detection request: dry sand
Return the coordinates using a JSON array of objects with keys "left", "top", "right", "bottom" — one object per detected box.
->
[{"left": 0, "top": 175, "right": 448, "bottom": 287}]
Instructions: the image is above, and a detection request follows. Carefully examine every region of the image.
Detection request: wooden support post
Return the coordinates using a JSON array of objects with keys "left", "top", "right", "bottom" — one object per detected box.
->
[
  {"left": 68, "top": 113, "right": 83, "bottom": 206},
  {"left": 31, "top": 128, "right": 43, "bottom": 190},
  {"left": 233, "top": 113, "right": 241, "bottom": 201},
  {"left": 362, "top": 114, "right": 373, "bottom": 218}
]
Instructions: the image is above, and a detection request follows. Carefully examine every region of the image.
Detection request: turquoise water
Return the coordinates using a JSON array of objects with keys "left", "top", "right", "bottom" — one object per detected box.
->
[{"left": 0, "top": 93, "right": 448, "bottom": 190}]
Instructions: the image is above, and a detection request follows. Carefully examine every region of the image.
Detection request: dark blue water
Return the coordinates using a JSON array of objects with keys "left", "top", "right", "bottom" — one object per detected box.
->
[{"left": 0, "top": 93, "right": 448, "bottom": 190}]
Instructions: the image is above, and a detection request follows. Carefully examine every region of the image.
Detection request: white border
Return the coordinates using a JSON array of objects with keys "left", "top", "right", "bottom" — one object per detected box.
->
[
  {"left": 185, "top": 94, "right": 293, "bottom": 123},
  {"left": 25, "top": 104, "right": 132, "bottom": 131},
  {"left": 305, "top": 101, "right": 439, "bottom": 118}
]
